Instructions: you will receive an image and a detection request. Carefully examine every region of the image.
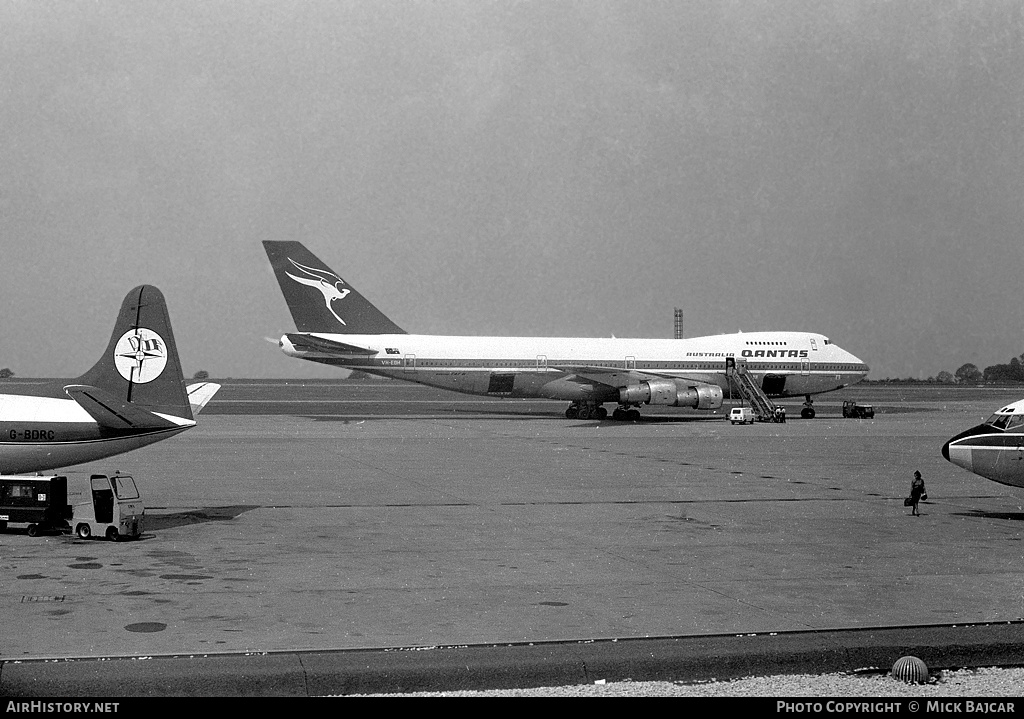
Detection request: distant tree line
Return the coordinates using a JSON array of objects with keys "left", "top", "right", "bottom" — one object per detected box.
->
[
  {"left": 916, "top": 352, "right": 1024, "bottom": 385},
  {"left": 821, "top": 351, "right": 1024, "bottom": 385},
  {"left": 981, "top": 353, "right": 1024, "bottom": 382}
]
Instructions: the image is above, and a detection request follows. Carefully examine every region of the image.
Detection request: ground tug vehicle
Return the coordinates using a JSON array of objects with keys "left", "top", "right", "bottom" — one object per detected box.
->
[
  {"left": 0, "top": 472, "right": 143, "bottom": 540},
  {"left": 842, "top": 400, "right": 875, "bottom": 419}
]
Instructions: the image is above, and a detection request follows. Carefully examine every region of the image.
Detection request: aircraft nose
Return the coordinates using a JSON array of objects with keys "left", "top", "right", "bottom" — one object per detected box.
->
[
  {"left": 843, "top": 348, "right": 869, "bottom": 375},
  {"left": 943, "top": 424, "right": 990, "bottom": 473}
]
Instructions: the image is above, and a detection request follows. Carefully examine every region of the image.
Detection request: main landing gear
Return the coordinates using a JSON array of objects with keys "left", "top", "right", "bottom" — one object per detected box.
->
[
  {"left": 801, "top": 395, "right": 816, "bottom": 419},
  {"left": 565, "top": 402, "right": 641, "bottom": 421},
  {"left": 611, "top": 406, "right": 642, "bottom": 422},
  {"left": 565, "top": 402, "right": 608, "bottom": 420}
]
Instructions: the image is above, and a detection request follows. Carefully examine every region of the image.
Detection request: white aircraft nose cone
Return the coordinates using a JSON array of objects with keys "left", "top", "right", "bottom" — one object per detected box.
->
[{"left": 944, "top": 443, "right": 973, "bottom": 473}]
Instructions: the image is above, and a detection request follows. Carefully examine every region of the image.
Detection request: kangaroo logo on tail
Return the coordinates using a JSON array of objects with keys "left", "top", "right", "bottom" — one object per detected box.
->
[
  {"left": 285, "top": 258, "right": 351, "bottom": 326},
  {"left": 263, "top": 241, "right": 406, "bottom": 335}
]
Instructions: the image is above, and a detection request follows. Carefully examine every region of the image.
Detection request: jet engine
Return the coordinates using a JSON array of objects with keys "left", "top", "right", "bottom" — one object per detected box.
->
[{"left": 619, "top": 379, "right": 723, "bottom": 409}]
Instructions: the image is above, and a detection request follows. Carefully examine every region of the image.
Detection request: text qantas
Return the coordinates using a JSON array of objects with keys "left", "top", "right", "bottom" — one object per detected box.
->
[{"left": 686, "top": 350, "right": 810, "bottom": 359}]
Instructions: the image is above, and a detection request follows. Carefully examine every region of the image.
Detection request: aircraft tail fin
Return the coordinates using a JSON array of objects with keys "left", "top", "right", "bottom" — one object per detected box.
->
[
  {"left": 262, "top": 241, "right": 405, "bottom": 335},
  {"left": 74, "top": 285, "right": 194, "bottom": 421}
]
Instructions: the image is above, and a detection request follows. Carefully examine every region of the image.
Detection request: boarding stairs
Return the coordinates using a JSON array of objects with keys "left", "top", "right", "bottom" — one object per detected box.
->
[{"left": 728, "top": 365, "right": 781, "bottom": 422}]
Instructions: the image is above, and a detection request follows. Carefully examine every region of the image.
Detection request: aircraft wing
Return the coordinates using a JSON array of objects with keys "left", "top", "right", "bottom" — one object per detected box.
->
[
  {"left": 550, "top": 364, "right": 716, "bottom": 389},
  {"left": 64, "top": 385, "right": 183, "bottom": 429},
  {"left": 285, "top": 333, "right": 378, "bottom": 356},
  {"left": 185, "top": 382, "right": 221, "bottom": 416}
]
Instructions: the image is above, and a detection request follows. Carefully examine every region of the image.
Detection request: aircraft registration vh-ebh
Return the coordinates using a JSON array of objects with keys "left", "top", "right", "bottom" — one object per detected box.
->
[
  {"left": 0, "top": 285, "right": 219, "bottom": 474},
  {"left": 263, "top": 241, "right": 868, "bottom": 420}
]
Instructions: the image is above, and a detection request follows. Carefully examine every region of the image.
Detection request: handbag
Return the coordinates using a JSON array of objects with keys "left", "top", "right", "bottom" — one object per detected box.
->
[
  {"left": 921, "top": 493, "right": 928, "bottom": 501},
  {"left": 903, "top": 497, "right": 913, "bottom": 506}
]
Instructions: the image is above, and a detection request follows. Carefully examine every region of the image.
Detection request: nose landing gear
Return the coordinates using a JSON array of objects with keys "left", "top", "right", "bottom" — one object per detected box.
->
[{"left": 801, "top": 395, "right": 816, "bottom": 419}]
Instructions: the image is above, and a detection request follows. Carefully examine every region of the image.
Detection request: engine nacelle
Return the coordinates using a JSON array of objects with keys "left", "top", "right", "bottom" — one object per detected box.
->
[
  {"left": 676, "top": 384, "right": 725, "bottom": 410},
  {"left": 619, "top": 380, "right": 723, "bottom": 409}
]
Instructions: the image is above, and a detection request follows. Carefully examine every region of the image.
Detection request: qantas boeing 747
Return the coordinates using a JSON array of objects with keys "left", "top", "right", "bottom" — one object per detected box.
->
[{"left": 263, "top": 241, "right": 868, "bottom": 420}]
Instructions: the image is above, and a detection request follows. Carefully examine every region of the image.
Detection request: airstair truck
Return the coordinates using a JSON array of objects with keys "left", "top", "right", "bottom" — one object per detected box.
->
[{"left": 69, "top": 473, "right": 144, "bottom": 541}]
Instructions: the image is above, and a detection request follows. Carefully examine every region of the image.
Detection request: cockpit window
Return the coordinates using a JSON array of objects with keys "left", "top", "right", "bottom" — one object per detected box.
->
[
  {"left": 1006, "top": 415, "right": 1024, "bottom": 430},
  {"left": 987, "top": 413, "right": 1012, "bottom": 429}
]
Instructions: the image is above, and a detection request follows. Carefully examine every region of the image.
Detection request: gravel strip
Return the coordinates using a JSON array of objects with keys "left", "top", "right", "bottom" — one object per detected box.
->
[{"left": 351, "top": 666, "right": 1024, "bottom": 697}]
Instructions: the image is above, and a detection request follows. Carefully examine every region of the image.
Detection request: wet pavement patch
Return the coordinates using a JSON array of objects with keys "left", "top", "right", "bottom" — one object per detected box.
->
[
  {"left": 159, "top": 574, "right": 213, "bottom": 580},
  {"left": 17, "top": 574, "right": 46, "bottom": 580},
  {"left": 537, "top": 601, "right": 569, "bottom": 606},
  {"left": 125, "top": 622, "right": 166, "bottom": 633},
  {"left": 114, "top": 568, "right": 157, "bottom": 577},
  {"left": 68, "top": 563, "right": 102, "bottom": 569}
]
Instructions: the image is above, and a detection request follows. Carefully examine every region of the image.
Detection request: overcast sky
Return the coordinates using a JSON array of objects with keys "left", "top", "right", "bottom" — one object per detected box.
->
[{"left": 2, "top": 0, "right": 1022, "bottom": 380}]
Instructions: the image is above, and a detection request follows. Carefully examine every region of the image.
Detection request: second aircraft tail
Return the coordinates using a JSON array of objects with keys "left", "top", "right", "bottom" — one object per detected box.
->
[{"left": 263, "top": 241, "right": 405, "bottom": 335}]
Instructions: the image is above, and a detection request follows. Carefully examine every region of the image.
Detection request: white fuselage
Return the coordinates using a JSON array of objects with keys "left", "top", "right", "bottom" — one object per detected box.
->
[
  {"left": 281, "top": 330, "right": 869, "bottom": 402},
  {"left": 943, "top": 398, "right": 1024, "bottom": 488},
  {"left": 0, "top": 393, "right": 194, "bottom": 474}
]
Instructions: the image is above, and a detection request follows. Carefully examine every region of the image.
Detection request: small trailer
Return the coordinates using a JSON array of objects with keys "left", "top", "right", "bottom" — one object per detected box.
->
[{"left": 0, "top": 475, "right": 71, "bottom": 536}]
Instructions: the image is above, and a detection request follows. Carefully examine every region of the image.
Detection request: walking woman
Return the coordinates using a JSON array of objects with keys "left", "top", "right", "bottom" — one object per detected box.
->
[{"left": 909, "top": 470, "right": 927, "bottom": 516}]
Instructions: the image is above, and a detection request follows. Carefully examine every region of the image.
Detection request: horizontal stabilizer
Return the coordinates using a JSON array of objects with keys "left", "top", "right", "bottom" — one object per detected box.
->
[
  {"left": 186, "top": 382, "right": 221, "bottom": 416},
  {"left": 65, "top": 385, "right": 183, "bottom": 430},
  {"left": 285, "top": 333, "right": 378, "bottom": 356}
]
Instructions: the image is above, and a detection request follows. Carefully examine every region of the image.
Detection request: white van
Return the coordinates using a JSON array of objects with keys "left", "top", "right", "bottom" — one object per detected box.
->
[
  {"left": 68, "top": 473, "right": 144, "bottom": 541},
  {"left": 729, "top": 407, "right": 755, "bottom": 425}
]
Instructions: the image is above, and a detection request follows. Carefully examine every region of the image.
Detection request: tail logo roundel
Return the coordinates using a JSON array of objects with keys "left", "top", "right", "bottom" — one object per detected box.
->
[
  {"left": 285, "top": 257, "right": 350, "bottom": 326},
  {"left": 114, "top": 328, "right": 168, "bottom": 383}
]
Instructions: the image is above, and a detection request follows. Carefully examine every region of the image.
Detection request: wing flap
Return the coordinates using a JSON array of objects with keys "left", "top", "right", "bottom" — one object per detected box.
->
[
  {"left": 550, "top": 364, "right": 718, "bottom": 389},
  {"left": 553, "top": 367, "right": 641, "bottom": 388},
  {"left": 551, "top": 364, "right": 669, "bottom": 388},
  {"left": 65, "top": 385, "right": 182, "bottom": 430}
]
